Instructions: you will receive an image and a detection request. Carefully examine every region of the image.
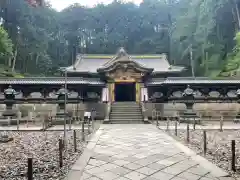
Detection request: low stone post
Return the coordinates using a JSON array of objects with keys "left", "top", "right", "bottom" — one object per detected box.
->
[
  {"left": 73, "top": 130, "right": 77, "bottom": 152},
  {"left": 166, "top": 117, "right": 170, "bottom": 131},
  {"left": 231, "top": 140, "right": 236, "bottom": 172},
  {"left": 59, "top": 139, "right": 63, "bottom": 168},
  {"left": 27, "top": 158, "right": 33, "bottom": 180},
  {"left": 82, "top": 121, "right": 85, "bottom": 141},
  {"left": 220, "top": 115, "right": 223, "bottom": 132},
  {"left": 175, "top": 121, "right": 178, "bottom": 136},
  {"left": 186, "top": 124, "right": 190, "bottom": 143},
  {"left": 17, "top": 111, "right": 21, "bottom": 130},
  {"left": 203, "top": 130, "right": 207, "bottom": 155}
]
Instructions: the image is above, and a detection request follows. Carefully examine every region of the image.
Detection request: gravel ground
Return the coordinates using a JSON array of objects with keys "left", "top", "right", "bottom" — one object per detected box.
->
[
  {"left": 0, "top": 130, "right": 89, "bottom": 180},
  {"left": 167, "top": 128, "right": 240, "bottom": 179}
]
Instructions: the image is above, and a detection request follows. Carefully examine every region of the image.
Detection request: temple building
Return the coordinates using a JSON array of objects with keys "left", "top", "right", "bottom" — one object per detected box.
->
[{"left": 64, "top": 47, "right": 185, "bottom": 103}]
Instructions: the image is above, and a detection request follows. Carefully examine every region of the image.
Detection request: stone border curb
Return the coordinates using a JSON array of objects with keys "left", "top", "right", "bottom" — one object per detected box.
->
[
  {"left": 159, "top": 128, "right": 230, "bottom": 178},
  {"left": 65, "top": 127, "right": 104, "bottom": 180}
]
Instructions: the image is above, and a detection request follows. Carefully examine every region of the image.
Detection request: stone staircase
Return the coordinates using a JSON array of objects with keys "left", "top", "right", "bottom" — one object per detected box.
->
[{"left": 109, "top": 102, "right": 145, "bottom": 124}]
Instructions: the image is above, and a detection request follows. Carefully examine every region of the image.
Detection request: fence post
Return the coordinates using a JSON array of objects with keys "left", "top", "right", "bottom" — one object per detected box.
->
[
  {"left": 231, "top": 140, "right": 236, "bottom": 172},
  {"left": 17, "top": 111, "right": 21, "bottom": 131},
  {"left": 73, "top": 130, "right": 77, "bottom": 152},
  {"left": 175, "top": 120, "right": 177, "bottom": 136},
  {"left": 59, "top": 139, "right": 63, "bottom": 168},
  {"left": 27, "top": 158, "right": 33, "bottom": 180},
  {"left": 69, "top": 116, "right": 72, "bottom": 130},
  {"left": 91, "top": 115, "right": 94, "bottom": 130},
  {"left": 166, "top": 117, "right": 169, "bottom": 131},
  {"left": 220, "top": 116, "right": 223, "bottom": 132},
  {"left": 203, "top": 130, "right": 207, "bottom": 155},
  {"left": 193, "top": 117, "right": 196, "bottom": 130},
  {"left": 82, "top": 121, "right": 85, "bottom": 141},
  {"left": 88, "top": 118, "right": 90, "bottom": 134},
  {"left": 186, "top": 124, "right": 189, "bottom": 143}
]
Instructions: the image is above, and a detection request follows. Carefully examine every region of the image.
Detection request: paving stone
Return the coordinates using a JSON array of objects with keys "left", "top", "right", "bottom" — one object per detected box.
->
[
  {"left": 114, "top": 177, "right": 131, "bottom": 180},
  {"left": 156, "top": 159, "right": 176, "bottom": 166},
  {"left": 85, "top": 164, "right": 95, "bottom": 169},
  {"left": 95, "top": 171, "right": 119, "bottom": 180},
  {"left": 136, "top": 167, "right": 158, "bottom": 175},
  {"left": 123, "top": 163, "right": 143, "bottom": 170},
  {"left": 85, "top": 166, "right": 106, "bottom": 175},
  {"left": 186, "top": 165, "right": 210, "bottom": 176},
  {"left": 177, "top": 171, "right": 201, "bottom": 180},
  {"left": 171, "top": 177, "right": 187, "bottom": 180},
  {"left": 199, "top": 177, "right": 215, "bottom": 180},
  {"left": 86, "top": 176, "right": 101, "bottom": 180},
  {"left": 113, "top": 159, "right": 131, "bottom": 166},
  {"left": 97, "top": 163, "right": 119, "bottom": 171},
  {"left": 134, "top": 153, "right": 148, "bottom": 159},
  {"left": 80, "top": 172, "right": 92, "bottom": 180},
  {"left": 142, "top": 177, "right": 159, "bottom": 180},
  {"left": 112, "top": 154, "right": 130, "bottom": 159},
  {"left": 122, "top": 156, "right": 140, "bottom": 162},
  {"left": 88, "top": 159, "right": 107, "bottom": 166},
  {"left": 124, "top": 171, "right": 147, "bottom": 180},
  {"left": 96, "top": 156, "right": 118, "bottom": 163},
  {"left": 162, "top": 166, "right": 186, "bottom": 175},
  {"left": 135, "top": 157, "right": 158, "bottom": 166},
  {"left": 147, "top": 162, "right": 167, "bottom": 171},
  {"left": 150, "top": 171, "right": 175, "bottom": 180},
  {"left": 109, "top": 166, "right": 131, "bottom": 176},
  {"left": 204, "top": 173, "right": 219, "bottom": 179}
]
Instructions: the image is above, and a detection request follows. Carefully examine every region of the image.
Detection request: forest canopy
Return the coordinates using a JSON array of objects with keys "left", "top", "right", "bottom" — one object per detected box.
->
[{"left": 0, "top": 0, "right": 240, "bottom": 78}]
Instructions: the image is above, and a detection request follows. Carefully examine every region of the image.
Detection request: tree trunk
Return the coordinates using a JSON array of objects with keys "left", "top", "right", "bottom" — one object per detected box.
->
[
  {"left": 11, "top": 49, "right": 18, "bottom": 72},
  {"left": 234, "top": 0, "right": 240, "bottom": 31},
  {"left": 8, "top": 57, "right": 12, "bottom": 68},
  {"left": 35, "top": 53, "right": 40, "bottom": 65},
  {"left": 190, "top": 44, "right": 195, "bottom": 78},
  {"left": 205, "top": 51, "right": 209, "bottom": 75}
]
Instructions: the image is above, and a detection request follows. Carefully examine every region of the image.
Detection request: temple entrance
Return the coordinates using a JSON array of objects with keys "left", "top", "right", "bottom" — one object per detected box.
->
[{"left": 115, "top": 83, "right": 136, "bottom": 101}]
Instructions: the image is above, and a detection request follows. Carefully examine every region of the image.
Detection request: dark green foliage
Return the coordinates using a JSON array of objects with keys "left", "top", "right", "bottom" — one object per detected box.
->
[{"left": 0, "top": 0, "right": 239, "bottom": 77}]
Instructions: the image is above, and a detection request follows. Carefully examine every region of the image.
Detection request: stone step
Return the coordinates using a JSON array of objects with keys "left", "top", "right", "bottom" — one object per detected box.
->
[
  {"left": 111, "top": 111, "right": 142, "bottom": 113},
  {"left": 110, "top": 113, "right": 143, "bottom": 116},
  {"left": 111, "top": 107, "right": 140, "bottom": 109},
  {"left": 111, "top": 108, "right": 141, "bottom": 110},
  {"left": 110, "top": 121, "right": 144, "bottom": 124},
  {"left": 110, "top": 117, "right": 143, "bottom": 120},
  {"left": 110, "top": 114, "right": 143, "bottom": 117},
  {"left": 110, "top": 118, "right": 143, "bottom": 121}
]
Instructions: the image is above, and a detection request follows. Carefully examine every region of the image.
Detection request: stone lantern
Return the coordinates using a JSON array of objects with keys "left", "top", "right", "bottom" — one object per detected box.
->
[
  {"left": 54, "top": 85, "right": 71, "bottom": 124},
  {"left": 182, "top": 85, "right": 198, "bottom": 123},
  {"left": 3, "top": 85, "right": 19, "bottom": 117},
  {"left": 234, "top": 89, "right": 240, "bottom": 122},
  {"left": 56, "top": 85, "right": 70, "bottom": 114}
]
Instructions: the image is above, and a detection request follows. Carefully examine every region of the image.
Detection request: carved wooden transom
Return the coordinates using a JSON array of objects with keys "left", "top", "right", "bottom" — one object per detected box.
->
[{"left": 108, "top": 66, "right": 143, "bottom": 82}]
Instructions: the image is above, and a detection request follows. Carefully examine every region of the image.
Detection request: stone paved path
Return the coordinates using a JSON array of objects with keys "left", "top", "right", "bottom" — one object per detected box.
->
[{"left": 80, "top": 124, "right": 234, "bottom": 180}]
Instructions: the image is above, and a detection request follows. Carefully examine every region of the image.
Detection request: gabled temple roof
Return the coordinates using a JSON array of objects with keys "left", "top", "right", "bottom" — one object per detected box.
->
[
  {"left": 65, "top": 48, "right": 185, "bottom": 74},
  {"left": 146, "top": 77, "right": 240, "bottom": 86},
  {"left": 0, "top": 77, "right": 105, "bottom": 85}
]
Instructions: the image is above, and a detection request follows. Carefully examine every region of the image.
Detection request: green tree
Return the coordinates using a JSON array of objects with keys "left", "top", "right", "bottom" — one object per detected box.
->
[{"left": 0, "top": 26, "right": 13, "bottom": 62}]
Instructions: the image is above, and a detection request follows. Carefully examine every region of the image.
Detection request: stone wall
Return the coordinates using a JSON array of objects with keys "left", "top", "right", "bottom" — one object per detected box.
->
[
  {"left": 0, "top": 102, "right": 107, "bottom": 120},
  {"left": 144, "top": 103, "right": 240, "bottom": 120}
]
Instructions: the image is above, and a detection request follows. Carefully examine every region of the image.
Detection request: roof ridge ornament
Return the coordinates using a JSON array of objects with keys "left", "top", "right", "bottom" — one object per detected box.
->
[{"left": 116, "top": 47, "right": 128, "bottom": 58}]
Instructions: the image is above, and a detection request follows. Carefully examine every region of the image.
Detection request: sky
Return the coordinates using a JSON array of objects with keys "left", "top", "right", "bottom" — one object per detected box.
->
[{"left": 49, "top": 0, "right": 142, "bottom": 11}]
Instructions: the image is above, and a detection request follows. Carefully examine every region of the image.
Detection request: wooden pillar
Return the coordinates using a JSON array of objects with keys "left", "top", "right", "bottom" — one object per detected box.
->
[
  {"left": 108, "top": 83, "right": 115, "bottom": 102},
  {"left": 136, "top": 83, "right": 140, "bottom": 102}
]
